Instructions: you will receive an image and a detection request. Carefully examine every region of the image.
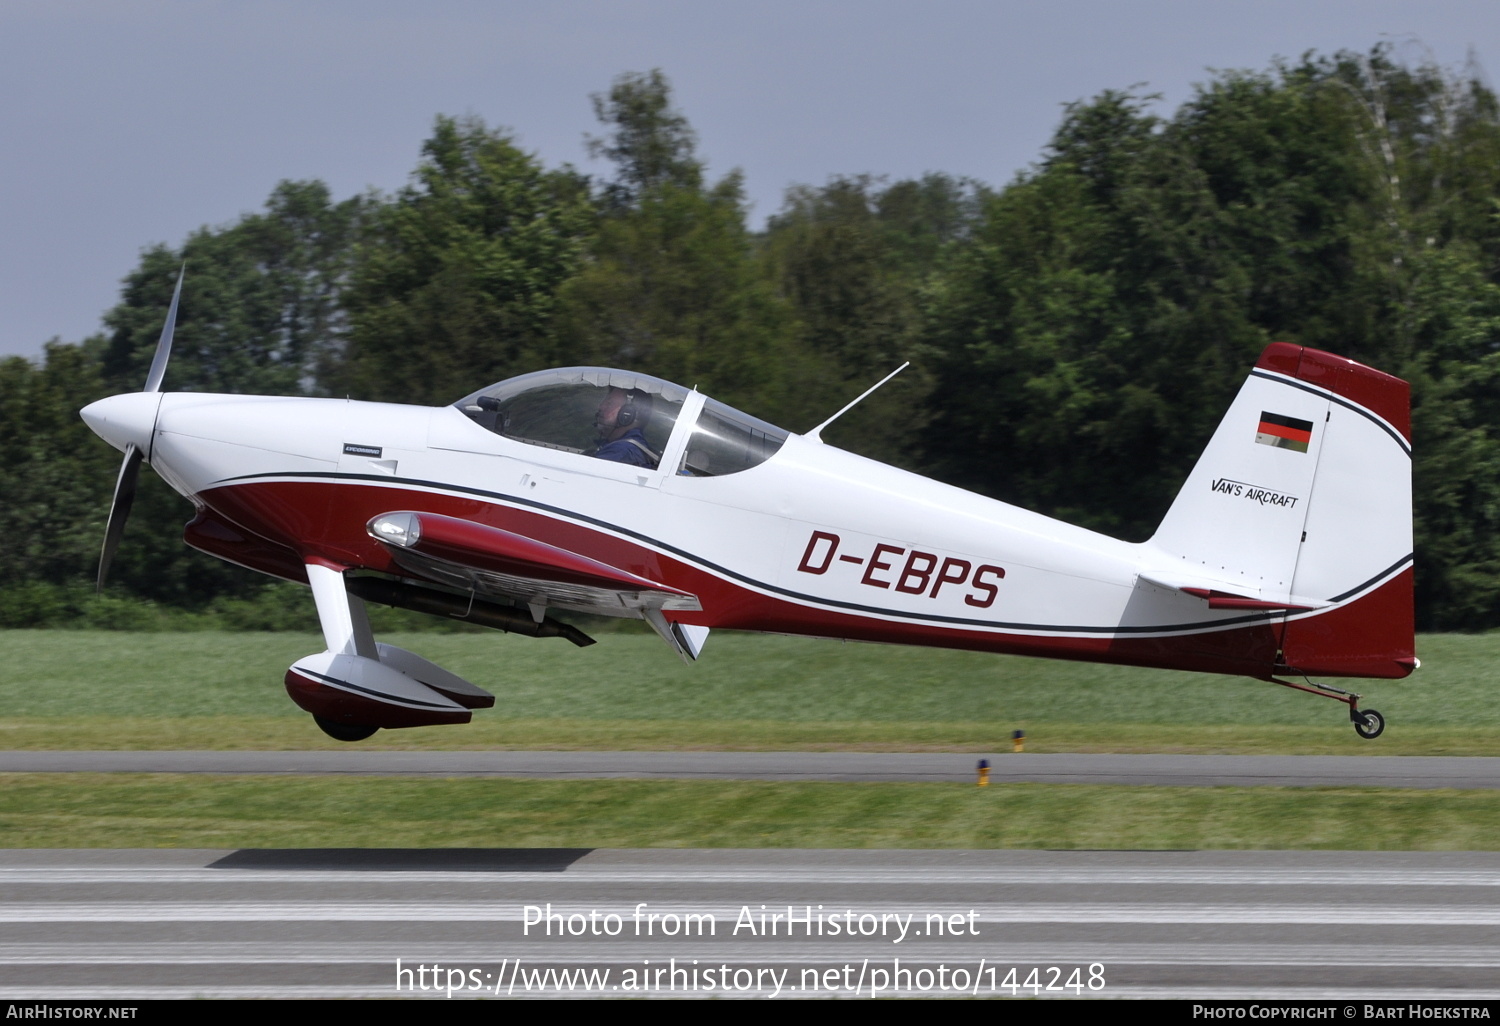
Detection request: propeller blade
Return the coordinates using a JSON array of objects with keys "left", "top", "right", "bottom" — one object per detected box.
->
[
  {"left": 97, "top": 444, "right": 144, "bottom": 592},
  {"left": 142, "top": 265, "right": 184, "bottom": 394},
  {"left": 94, "top": 267, "right": 183, "bottom": 592}
]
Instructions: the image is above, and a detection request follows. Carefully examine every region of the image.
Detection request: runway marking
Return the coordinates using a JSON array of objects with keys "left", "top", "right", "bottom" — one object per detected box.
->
[
  {"left": 5, "top": 852, "right": 1496, "bottom": 1000},
  {"left": 1, "top": 942, "right": 1499, "bottom": 967},
  {"left": 4, "top": 902, "right": 1500, "bottom": 923},
  {"left": 5, "top": 867, "right": 1500, "bottom": 885}
]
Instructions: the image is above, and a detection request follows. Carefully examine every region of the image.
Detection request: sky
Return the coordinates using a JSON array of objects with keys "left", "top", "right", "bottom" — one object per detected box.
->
[{"left": 2, "top": 0, "right": 1497, "bottom": 359}]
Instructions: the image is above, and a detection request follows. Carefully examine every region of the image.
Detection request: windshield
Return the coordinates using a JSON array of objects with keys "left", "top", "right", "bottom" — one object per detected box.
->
[{"left": 678, "top": 398, "right": 789, "bottom": 477}]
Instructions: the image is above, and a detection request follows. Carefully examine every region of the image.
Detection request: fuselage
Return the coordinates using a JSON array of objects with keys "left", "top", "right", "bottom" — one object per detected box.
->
[{"left": 81, "top": 384, "right": 1319, "bottom": 679}]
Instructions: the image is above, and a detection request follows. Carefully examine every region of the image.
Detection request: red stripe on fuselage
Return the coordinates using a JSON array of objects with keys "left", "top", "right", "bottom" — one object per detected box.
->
[{"left": 194, "top": 476, "right": 1406, "bottom": 681}]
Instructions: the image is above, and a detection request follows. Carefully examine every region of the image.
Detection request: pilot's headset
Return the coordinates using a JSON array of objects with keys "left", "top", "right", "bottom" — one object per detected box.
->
[
  {"left": 614, "top": 389, "right": 653, "bottom": 430},
  {"left": 474, "top": 394, "right": 507, "bottom": 433}
]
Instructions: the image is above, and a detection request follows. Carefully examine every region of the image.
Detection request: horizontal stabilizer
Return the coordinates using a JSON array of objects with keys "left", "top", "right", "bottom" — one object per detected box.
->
[
  {"left": 1136, "top": 573, "right": 1322, "bottom": 612},
  {"left": 1178, "top": 588, "right": 1316, "bottom": 612}
]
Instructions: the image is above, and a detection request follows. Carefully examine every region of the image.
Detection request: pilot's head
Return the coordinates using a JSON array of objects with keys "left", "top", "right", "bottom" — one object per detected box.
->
[{"left": 595, "top": 388, "right": 652, "bottom": 442}]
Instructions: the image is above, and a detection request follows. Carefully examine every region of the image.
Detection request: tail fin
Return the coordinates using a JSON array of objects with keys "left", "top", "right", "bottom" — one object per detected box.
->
[{"left": 1148, "top": 342, "right": 1414, "bottom": 678}]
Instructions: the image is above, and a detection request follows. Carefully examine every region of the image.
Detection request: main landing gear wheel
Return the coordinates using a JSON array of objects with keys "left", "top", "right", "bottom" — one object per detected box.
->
[
  {"left": 1353, "top": 709, "right": 1385, "bottom": 740},
  {"left": 314, "top": 716, "right": 379, "bottom": 742}
]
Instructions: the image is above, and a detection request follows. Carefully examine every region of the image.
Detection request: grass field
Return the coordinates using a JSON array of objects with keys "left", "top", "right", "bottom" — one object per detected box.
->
[
  {"left": 0, "top": 629, "right": 1492, "bottom": 753},
  {"left": 2, "top": 629, "right": 1495, "bottom": 849},
  {"left": 2, "top": 774, "right": 1498, "bottom": 850}
]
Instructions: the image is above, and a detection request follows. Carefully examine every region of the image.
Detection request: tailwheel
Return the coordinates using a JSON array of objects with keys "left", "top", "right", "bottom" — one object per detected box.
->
[
  {"left": 314, "top": 716, "right": 379, "bottom": 742},
  {"left": 1353, "top": 708, "right": 1385, "bottom": 740},
  {"left": 1271, "top": 676, "right": 1387, "bottom": 739}
]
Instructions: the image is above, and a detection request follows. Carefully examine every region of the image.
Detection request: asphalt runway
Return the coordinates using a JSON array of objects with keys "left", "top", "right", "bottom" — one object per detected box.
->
[
  {"left": 8, "top": 753, "right": 1496, "bottom": 1001},
  {"left": 1, "top": 848, "right": 1498, "bottom": 1000},
  {"left": 5, "top": 751, "right": 1500, "bottom": 788}
]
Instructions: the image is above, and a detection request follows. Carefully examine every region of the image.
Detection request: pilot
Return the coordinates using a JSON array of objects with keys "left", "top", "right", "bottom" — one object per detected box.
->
[{"left": 591, "top": 387, "right": 661, "bottom": 468}]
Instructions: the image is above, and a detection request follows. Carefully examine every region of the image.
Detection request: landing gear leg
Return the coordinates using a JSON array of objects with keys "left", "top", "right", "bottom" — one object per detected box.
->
[{"left": 1270, "top": 677, "right": 1386, "bottom": 740}]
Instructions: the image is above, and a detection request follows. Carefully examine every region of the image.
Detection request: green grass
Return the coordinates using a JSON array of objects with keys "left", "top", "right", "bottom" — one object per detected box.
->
[
  {"left": 2, "top": 631, "right": 1497, "bottom": 850},
  {"left": 0, "top": 629, "right": 1490, "bottom": 752},
  {"left": 1, "top": 774, "right": 1497, "bottom": 849}
]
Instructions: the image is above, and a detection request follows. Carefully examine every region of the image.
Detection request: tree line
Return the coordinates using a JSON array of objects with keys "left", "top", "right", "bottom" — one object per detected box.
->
[{"left": 6, "top": 51, "right": 1500, "bottom": 631}]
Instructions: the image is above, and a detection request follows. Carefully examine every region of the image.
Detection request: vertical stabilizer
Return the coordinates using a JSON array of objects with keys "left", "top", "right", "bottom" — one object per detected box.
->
[{"left": 1147, "top": 343, "right": 1414, "bottom": 678}]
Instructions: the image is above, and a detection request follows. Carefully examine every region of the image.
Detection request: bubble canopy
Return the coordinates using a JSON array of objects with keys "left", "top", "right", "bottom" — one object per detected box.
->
[{"left": 454, "top": 368, "right": 789, "bottom": 476}]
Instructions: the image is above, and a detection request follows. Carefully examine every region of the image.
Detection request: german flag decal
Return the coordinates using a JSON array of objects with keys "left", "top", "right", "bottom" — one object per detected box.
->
[{"left": 1255, "top": 412, "right": 1314, "bottom": 453}]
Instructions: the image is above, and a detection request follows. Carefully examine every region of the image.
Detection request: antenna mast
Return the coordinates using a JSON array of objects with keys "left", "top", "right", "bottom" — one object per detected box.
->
[{"left": 805, "top": 363, "right": 911, "bottom": 443}]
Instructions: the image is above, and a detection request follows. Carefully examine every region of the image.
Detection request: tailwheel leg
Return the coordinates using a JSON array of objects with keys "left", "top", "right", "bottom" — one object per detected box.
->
[{"left": 1270, "top": 677, "right": 1386, "bottom": 740}]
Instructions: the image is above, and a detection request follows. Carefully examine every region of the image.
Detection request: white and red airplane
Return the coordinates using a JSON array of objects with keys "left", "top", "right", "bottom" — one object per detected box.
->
[{"left": 81, "top": 275, "right": 1415, "bottom": 741}]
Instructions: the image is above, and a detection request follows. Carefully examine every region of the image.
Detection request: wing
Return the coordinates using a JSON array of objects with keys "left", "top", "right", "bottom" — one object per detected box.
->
[{"left": 365, "top": 511, "right": 707, "bottom": 660}]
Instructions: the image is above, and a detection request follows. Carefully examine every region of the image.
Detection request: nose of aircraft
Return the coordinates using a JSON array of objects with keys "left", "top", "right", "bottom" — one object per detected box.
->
[{"left": 80, "top": 392, "right": 163, "bottom": 455}]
